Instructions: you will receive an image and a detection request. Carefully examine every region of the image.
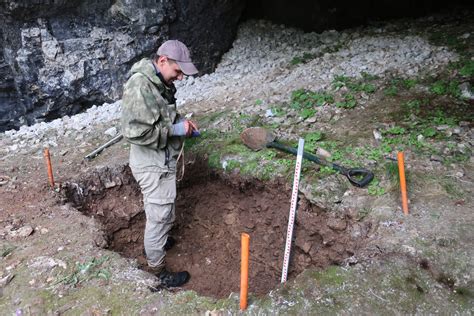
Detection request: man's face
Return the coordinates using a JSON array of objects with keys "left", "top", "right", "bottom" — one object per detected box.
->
[{"left": 156, "top": 56, "right": 184, "bottom": 84}]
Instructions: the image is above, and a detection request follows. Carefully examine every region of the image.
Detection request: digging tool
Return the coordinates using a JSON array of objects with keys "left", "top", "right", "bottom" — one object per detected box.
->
[
  {"left": 85, "top": 133, "right": 123, "bottom": 160},
  {"left": 240, "top": 127, "right": 374, "bottom": 188}
]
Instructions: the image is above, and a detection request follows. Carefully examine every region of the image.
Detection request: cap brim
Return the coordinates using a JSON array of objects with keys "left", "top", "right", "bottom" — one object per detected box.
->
[{"left": 177, "top": 61, "right": 198, "bottom": 76}]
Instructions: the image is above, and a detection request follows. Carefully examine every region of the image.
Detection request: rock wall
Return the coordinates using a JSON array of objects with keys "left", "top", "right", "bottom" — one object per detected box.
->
[{"left": 0, "top": 0, "right": 244, "bottom": 132}]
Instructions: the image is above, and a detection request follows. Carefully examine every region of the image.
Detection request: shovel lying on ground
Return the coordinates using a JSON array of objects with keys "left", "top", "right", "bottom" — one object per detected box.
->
[{"left": 240, "top": 127, "right": 374, "bottom": 188}]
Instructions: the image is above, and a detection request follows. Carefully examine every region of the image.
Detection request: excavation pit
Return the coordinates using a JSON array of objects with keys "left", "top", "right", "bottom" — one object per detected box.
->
[{"left": 64, "top": 158, "right": 370, "bottom": 298}]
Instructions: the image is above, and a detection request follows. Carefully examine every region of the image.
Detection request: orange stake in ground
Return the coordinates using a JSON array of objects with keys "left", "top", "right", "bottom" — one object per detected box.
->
[
  {"left": 397, "top": 151, "right": 409, "bottom": 215},
  {"left": 240, "top": 233, "right": 250, "bottom": 310},
  {"left": 43, "top": 148, "right": 55, "bottom": 188}
]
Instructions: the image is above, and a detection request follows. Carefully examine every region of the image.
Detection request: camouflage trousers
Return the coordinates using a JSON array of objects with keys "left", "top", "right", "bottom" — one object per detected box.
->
[{"left": 131, "top": 168, "right": 176, "bottom": 270}]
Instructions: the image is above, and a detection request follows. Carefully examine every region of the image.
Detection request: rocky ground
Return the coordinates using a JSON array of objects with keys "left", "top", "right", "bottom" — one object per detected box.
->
[{"left": 0, "top": 12, "right": 473, "bottom": 315}]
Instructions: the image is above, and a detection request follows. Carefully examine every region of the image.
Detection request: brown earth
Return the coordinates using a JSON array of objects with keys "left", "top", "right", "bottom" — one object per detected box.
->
[{"left": 61, "top": 154, "right": 370, "bottom": 298}]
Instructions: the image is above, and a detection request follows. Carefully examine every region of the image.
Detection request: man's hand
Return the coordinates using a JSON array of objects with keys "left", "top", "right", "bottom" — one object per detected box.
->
[
  {"left": 184, "top": 120, "right": 198, "bottom": 137},
  {"left": 171, "top": 119, "right": 199, "bottom": 137}
]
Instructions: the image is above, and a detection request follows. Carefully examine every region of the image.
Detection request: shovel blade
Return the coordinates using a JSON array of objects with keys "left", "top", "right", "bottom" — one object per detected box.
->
[{"left": 240, "top": 127, "right": 275, "bottom": 151}]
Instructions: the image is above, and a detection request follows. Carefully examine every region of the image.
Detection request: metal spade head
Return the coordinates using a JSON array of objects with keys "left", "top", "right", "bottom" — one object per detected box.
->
[{"left": 240, "top": 127, "right": 276, "bottom": 151}]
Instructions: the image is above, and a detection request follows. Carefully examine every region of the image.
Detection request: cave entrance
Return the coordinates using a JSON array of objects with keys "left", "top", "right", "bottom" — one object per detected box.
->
[{"left": 63, "top": 156, "right": 369, "bottom": 298}]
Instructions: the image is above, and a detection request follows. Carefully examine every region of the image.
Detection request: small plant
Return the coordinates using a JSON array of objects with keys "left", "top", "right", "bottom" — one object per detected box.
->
[
  {"left": 430, "top": 80, "right": 461, "bottom": 97},
  {"left": 432, "top": 109, "right": 457, "bottom": 126},
  {"left": 359, "top": 83, "right": 377, "bottom": 93},
  {"left": 255, "top": 99, "right": 263, "bottom": 105},
  {"left": 327, "top": 150, "right": 343, "bottom": 162},
  {"left": 304, "top": 131, "right": 324, "bottom": 153},
  {"left": 291, "top": 89, "right": 334, "bottom": 108},
  {"left": 335, "top": 93, "right": 357, "bottom": 109},
  {"left": 384, "top": 162, "right": 400, "bottom": 187},
  {"left": 354, "top": 147, "right": 365, "bottom": 157},
  {"left": 385, "top": 126, "right": 406, "bottom": 135},
  {"left": 270, "top": 106, "right": 286, "bottom": 117},
  {"left": 290, "top": 89, "right": 334, "bottom": 118},
  {"left": 402, "top": 79, "right": 417, "bottom": 89},
  {"left": 300, "top": 108, "right": 316, "bottom": 119},
  {"left": 224, "top": 159, "right": 241, "bottom": 171},
  {"left": 367, "top": 147, "right": 384, "bottom": 161},
  {"left": 368, "top": 179, "right": 386, "bottom": 196},
  {"left": 459, "top": 60, "right": 474, "bottom": 77},
  {"left": 361, "top": 72, "right": 379, "bottom": 81},
  {"left": 260, "top": 150, "right": 277, "bottom": 160},
  {"left": 422, "top": 127, "right": 437, "bottom": 138},
  {"left": 404, "top": 99, "right": 422, "bottom": 113},
  {"left": 56, "top": 256, "right": 111, "bottom": 286},
  {"left": 332, "top": 75, "right": 376, "bottom": 94},
  {"left": 290, "top": 52, "right": 316, "bottom": 65},
  {"left": 357, "top": 207, "right": 372, "bottom": 220},
  {"left": 319, "top": 166, "right": 337, "bottom": 176},
  {"left": 384, "top": 85, "right": 398, "bottom": 96},
  {"left": 332, "top": 75, "right": 351, "bottom": 89},
  {"left": 1, "top": 245, "right": 15, "bottom": 257}
]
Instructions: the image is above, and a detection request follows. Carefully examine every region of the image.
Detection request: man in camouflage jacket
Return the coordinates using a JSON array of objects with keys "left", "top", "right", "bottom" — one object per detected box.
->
[{"left": 121, "top": 40, "right": 198, "bottom": 287}]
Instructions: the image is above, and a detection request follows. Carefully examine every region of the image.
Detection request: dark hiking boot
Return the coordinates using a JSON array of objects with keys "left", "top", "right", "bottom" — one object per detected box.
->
[{"left": 159, "top": 269, "right": 190, "bottom": 287}]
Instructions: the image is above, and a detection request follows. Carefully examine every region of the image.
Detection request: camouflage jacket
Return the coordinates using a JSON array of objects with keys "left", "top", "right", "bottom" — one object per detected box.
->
[{"left": 121, "top": 58, "right": 184, "bottom": 171}]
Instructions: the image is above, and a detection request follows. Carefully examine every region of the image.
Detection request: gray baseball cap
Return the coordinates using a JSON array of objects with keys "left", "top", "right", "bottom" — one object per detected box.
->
[{"left": 157, "top": 40, "right": 199, "bottom": 76}]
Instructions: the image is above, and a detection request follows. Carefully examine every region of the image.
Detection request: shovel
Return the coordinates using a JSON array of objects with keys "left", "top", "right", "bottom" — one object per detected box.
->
[{"left": 240, "top": 127, "right": 374, "bottom": 188}]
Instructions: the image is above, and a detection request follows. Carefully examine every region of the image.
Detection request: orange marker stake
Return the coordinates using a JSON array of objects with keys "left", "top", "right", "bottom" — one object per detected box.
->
[
  {"left": 240, "top": 233, "right": 250, "bottom": 310},
  {"left": 43, "top": 148, "right": 55, "bottom": 188},
  {"left": 397, "top": 151, "right": 409, "bottom": 215}
]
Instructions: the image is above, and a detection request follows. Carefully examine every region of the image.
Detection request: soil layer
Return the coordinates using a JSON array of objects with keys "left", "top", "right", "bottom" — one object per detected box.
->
[{"left": 64, "top": 157, "right": 370, "bottom": 298}]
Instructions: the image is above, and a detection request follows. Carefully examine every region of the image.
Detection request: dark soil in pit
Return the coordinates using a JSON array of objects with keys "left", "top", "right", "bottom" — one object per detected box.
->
[{"left": 63, "top": 158, "right": 371, "bottom": 298}]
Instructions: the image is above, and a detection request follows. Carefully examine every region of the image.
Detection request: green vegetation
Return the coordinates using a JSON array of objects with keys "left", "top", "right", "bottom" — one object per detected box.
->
[
  {"left": 1, "top": 245, "right": 16, "bottom": 257},
  {"left": 304, "top": 131, "right": 324, "bottom": 153},
  {"left": 291, "top": 89, "right": 334, "bottom": 108},
  {"left": 332, "top": 75, "right": 377, "bottom": 93},
  {"left": 270, "top": 105, "right": 286, "bottom": 117},
  {"left": 55, "top": 256, "right": 111, "bottom": 286},
  {"left": 383, "top": 77, "right": 419, "bottom": 97},
  {"left": 290, "top": 88, "right": 334, "bottom": 118},
  {"left": 384, "top": 85, "right": 399, "bottom": 96},
  {"left": 290, "top": 52, "right": 317, "bottom": 65},
  {"left": 336, "top": 93, "right": 357, "bottom": 109},
  {"left": 368, "top": 179, "right": 386, "bottom": 196},
  {"left": 430, "top": 80, "right": 461, "bottom": 97},
  {"left": 459, "top": 59, "right": 474, "bottom": 77},
  {"left": 385, "top": 126, "right": 406, "bottom": 135}
]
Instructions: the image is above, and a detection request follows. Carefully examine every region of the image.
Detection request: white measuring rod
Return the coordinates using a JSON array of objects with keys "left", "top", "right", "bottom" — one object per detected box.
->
[{"left": 281, "top": 138, "right": 304, "bottom": 283}]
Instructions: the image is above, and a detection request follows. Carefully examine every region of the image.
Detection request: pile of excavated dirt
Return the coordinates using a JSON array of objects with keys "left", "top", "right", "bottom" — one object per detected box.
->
[{"left": 63, "top": 156, "right": 371, "bottom": 298}]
